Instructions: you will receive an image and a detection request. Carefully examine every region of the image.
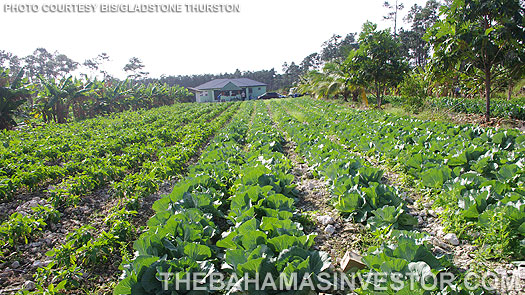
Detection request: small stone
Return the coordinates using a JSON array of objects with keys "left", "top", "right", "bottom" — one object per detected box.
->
[
  {"left": 24, "top": 280, "right": 36, "bottom": 291},
  {"left": 444, "top": 233, "right": 460, "bottom": 246},
  {"left": 428, "top": 209, "right": 436, "bottom": 217},
  {"left": 28, "top": 241, "right": 42, "bottom": 248},
  {"left": 494, "top": 267, "right": 507, "bottom": 277},
  {"left": 307, "top": 182, "right": 315, "bottom": 190},
  {"left": 11, "top": 261, "right": 20, "bottom": 268},
  {"left": 317, "top": 215, "right": 335, "bottom": 225},
  {"left": 27, "top": 200, "right": 40, "bottom": 208},
  {"left": 32, "top": 260, "right": 51, "bottom": 268},
  {"left": 417, "top": 216, "right": 424, "bottom": 225},
  {"left": 324, "top": 224, "right": 336, "bottom": 234},
  {"left": 340, "top": 250, "right": 367, "bottom": 272},
  {"left": 432, "top": 237, "right": 451, "bottom": 251},
  {"left": 306, "top": 171, "right": 314, "bottom": 179}
]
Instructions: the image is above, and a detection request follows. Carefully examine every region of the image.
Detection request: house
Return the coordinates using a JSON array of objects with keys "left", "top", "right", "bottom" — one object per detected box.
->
[{"left": 192, "top": 78, "right": 267, "bottom": 103}]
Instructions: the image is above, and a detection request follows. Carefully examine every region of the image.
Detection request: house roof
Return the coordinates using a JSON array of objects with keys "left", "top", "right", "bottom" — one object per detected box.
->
[{"left": 195, "top": 78, "right": 267, "bottom": 90}]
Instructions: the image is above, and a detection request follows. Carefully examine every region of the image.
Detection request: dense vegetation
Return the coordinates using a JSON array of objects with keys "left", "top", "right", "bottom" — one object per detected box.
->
[
  {"left": 0, "top": 101, "right": 239, "bottom": 293},
  {"left": 108, "top": 98, "right": 522, "bottom": 294},
  {"left": 1, "top": 96, "right": 523, "bottom": 294},
  {"left": 427, "top": 96, "right": 525, "bottom": 121},
  {"left": 298, "top": 0, "right": 525, "bottom": 122},
  {"left": 0, "top": 67, "right": 192, "bottom": 128},
  {"left": 0, "top": 0, "right": 524, "bottom": 294}
]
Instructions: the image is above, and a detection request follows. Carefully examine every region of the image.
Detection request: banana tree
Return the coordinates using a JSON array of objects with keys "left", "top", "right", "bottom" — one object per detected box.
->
[
  {"left": 91, "top": 79, "right": 132, "bottom": 114},
  {"left": 168, "top": 84, "right": 192, "bottom": 103},
  {"left": 69, "top": 78, "right": 94, "bottom": 120},
  {"left": 37, "top": 76, "right": 91, "bottom": 123},
  {"left": 0, "top": 68, "right": 30, "bottom": 129}
]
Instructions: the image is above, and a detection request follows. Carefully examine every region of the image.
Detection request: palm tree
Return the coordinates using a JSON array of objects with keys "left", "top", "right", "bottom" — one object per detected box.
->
[{"left": 298, "top": 61, "right": 360, "bottom": 102}]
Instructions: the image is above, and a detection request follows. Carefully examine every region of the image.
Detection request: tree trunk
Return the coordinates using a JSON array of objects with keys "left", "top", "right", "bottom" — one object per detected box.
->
[
  {"left": 352, "top": 90, "right": 359, "bottom": 102},
  {"left": 507, "top": 83, "right": 513, "bottom": 100},
  {"left": 376, "top": 83, "right": 382, "bottom": 108},
  {"left": 484, "top": 67, "right": 491, "bottom": 122}
]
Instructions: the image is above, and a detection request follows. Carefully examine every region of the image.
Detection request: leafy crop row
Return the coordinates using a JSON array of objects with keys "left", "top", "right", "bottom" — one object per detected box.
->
[
  {"left": 1, "top": 103, "right": 222, "bottom": 201},
  {"left": 1, "top": 102, "right": 238, "bottom": 250},
  {"left": 114, "top": 101, "right": 333, "bottom": 295},
  {"left": 428, "top": 97, "right": 525, "bottom": 120},
  {"left": 25, "top": 103, "right": 242, "bottom": 293},
  {"left": 268, "top": 100, "right": 474, "bottom": 294},
  {"left": 294, "top": 97, "right": 524, "bottom": 260}
]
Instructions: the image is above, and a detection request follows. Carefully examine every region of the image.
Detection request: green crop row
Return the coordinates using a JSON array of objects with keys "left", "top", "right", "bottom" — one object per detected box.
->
[
  {"left": 428, "top": 97, "right": 525, "bottom": 120},
  {"left": 268, "top": 100, "right": 480, "bottom": 294},
  {"left": 0, "top": 102, "right": 226, "bottom": 201},
  {"left": 2, "top": 104, "right": 241, "bottom": 295},
  {"left": 18, "top": 103, "right": 242, "bottom": 294},
  {"left": 295, "top": 97, "right": 525, "bottom": 260},
  {"left": 113, "top": 101, "right": 334, "bottom": 295}
]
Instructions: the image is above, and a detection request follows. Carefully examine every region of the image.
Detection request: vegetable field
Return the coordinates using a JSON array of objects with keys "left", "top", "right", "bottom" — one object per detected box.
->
[{"left": 1, "top": 98, "right": 523, "bottom": 294}]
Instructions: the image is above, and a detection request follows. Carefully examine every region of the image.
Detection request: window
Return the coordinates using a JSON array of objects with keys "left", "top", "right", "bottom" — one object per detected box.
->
[
  {"left": 249, "top": 88, "right": 253, "bottom": 93},
  {"left": 258, "top": 87, "right": 261, "bottom": 90}
]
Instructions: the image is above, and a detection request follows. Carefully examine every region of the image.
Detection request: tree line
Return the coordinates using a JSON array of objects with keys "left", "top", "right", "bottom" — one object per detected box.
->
[
  {"left": 298, "top": 0, "right": 525, "bottom": 122},
  {"left": 2, "top": 0, "right": 523, "bottom": 127},
  {"left": 0, "top": 33, "right": 357, "bottom": 130},
  {"left": 149, "top": 33, "right": 358, "bottom": 91}
]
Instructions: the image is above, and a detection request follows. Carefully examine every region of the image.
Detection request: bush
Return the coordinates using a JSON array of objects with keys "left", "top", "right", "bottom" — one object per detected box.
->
[{"left": 399, "top": 72, "right": 428, "bottom": 113}]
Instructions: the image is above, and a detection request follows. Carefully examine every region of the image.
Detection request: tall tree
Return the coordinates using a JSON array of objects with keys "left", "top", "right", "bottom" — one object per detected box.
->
[
  {"left": 320, "top": 33, "right": 358, "bottom": 62},
  {"left": 24, "top": 48, "right": 78, "bottom": 80},
  {"left": 400, "top": 0, "right": 440, "bottom": 68},
  {"left": 282, "top": 61, "right": 302, "bottom": 88},
  {"left": 83, "top": 53, "right": 110, "bottom": 79},
  {"left": 300, "top": 53, "right": 322, "bottom": 73},
  {"left": 0, "top": 50, "right": 22, "bottom": 75},
  {"left": 352, "top": 22, "right": 409, "bottom": 108},
  {"left": 54, "top": 54, "right": 79, "bottom": 77},
  {"left": 383, "top": 0, "right": 404, "bottom": 36},
  {"left": 123, "top": 57, "right": 149, "bottom": 80},
  {"left": 426, "top": 0, "right": 525, "bottom": 121}
]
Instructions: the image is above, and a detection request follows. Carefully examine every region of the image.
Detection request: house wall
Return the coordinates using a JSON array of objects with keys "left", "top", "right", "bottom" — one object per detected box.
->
[
  {"left": 247, "top": 86, "right": 266, "bottom": 99},
  {"left": 196, "top": 90, "right": 213, "bottom": 103},
  {"left": 196, "top": 85, "right": 267, "bottom": 102}
]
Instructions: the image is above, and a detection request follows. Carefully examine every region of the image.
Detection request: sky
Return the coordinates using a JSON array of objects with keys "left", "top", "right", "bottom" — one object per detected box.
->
[{"left": 1, "top": 0, "right": 422, "bottom": 78}]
